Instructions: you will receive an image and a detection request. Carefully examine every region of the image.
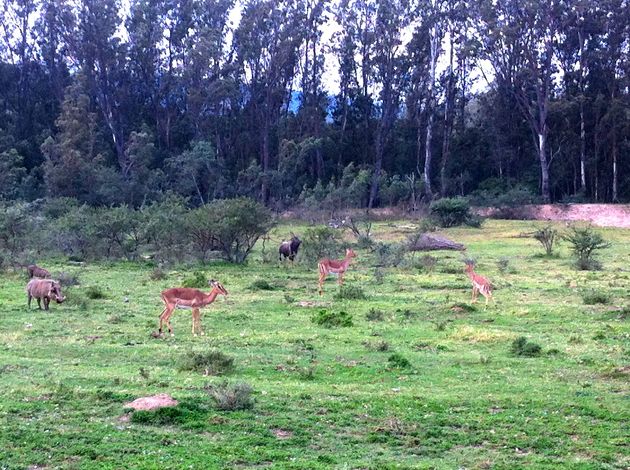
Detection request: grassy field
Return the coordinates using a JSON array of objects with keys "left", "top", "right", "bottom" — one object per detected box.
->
[{"left": 0, "top": 219, "right": 628, "bottom": 469}]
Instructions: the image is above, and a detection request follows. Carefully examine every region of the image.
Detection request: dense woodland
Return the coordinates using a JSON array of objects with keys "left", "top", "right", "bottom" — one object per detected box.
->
[{"left": 0, "top": 0, "right": 628, "bottom": 209}]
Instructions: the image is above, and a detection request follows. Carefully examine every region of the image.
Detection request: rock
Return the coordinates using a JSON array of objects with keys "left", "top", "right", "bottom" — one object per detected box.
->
[{"left": 124, "top": 394, "right": 178, "bottom": 411}]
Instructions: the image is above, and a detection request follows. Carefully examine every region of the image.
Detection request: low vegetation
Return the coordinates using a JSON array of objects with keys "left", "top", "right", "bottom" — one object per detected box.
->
[{"left": 0, "top": 219, "right": 627, "bottom": 468}]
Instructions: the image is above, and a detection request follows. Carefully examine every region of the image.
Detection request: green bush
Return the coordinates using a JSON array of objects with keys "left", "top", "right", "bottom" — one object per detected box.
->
[
  {"left": 206, "top": 381, "right": 254, "bottom": 411},
  {"left": 301, "top": 226, "right": 344, "bottom": 263},
  {"left": 534, "top": 225, "right": 558, "bottom": 256},
  {"left": 374, "top": 242, "right": 406, "bottom": 268},
  {"left": 366, "top": 308, "right": 385, "bottom": 321},
  {"left": 563, "top": 226, "right": 610, "bottom": 271},
  {"left": 581, "top": 290, "right": 610, "bottom": 305},
  {"left": 511, "top": 337, "right": 542, "bottom": 357},
  {"left": 311, "top": 310, "right": 353, "bottom": 328},
  {"left": 248, "top": 279, "right": 275, "bottom": 291},
  {"left": 429, "top": 197, "right": 481, "bottom": 228},
  {"left": 182, "top": 272, "right": 208, "bottom": 288},
  {"left": 387, "top": 353, "right": 411, "bottom": 369},
  {"left": 178, "top": 350, "right": 235, "bottom": 375},
  {"left": 85, "top": 285, "right": 106, "bottom": 299},
  {"left": 334, "top": 285, "right": 366, "bottom": 300}
]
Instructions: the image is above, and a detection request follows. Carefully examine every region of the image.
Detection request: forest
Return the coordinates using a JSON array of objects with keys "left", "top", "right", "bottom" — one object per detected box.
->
[{"left": 0, "top": 0, "right": 628, "bottom": 209}]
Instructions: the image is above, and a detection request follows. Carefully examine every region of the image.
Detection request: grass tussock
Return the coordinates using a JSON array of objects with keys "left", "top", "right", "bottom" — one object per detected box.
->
[
  {"left": 511, "top": 336, "right": 543, "bottom": 357},
  {"left": 581, "top": 290, "right": 611, "bottom": 305},
  {"left": 85, "top": 285, "right": 106, "bottom": 299},
  {"left": 206, "top": 381, "right": 254, "bottom": 411},
  {"left": 365, "top": 308, "right": 385, "bottom": 321},
  {"left": 182, "top": 272, "right": 207, "bottom": 288},
  {"left": 334, "top": 285, "right": 367, "bottom": 300},
  {"left": 248, "top": 278, "right": 275, "bottom": 291},
  {"left": 178, "top": 350, "right": 235, "bottom": 376},
  {"left": 387, "top": 353, "right": 411, "bottom": 369},
  {"left": 450, "top": 326, "right": 515, "bottom": 343},
  {"left": 311, "top": 310, "right": 353, "bottom": 328}
]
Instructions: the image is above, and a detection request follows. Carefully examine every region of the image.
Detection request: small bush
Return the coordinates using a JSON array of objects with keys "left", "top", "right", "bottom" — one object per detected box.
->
[
  {"left": 182, "top": 272, "right": 207, "bottom": 288},
  {"left": 334, "top": 285, "right": 366, "bottom": 300},
  {"left": 311, "top": 310, "right": 353, "bottom": 328},
  {"left": 55, "top": 272, "right": 80, "bottom": 286},
  {"left": 179, "top": 350, "right": 235, "bottom": 376},
  {"left": 581, "top": 290, "right": 610, "bottom": 305},
  {"left": 248, "top": 279, "right": 275, "bottom": 291},
  {"left": 85, "top": 285, "right": 106, "bottom": 299},
  {"left": 364, "top": 340, "right": 389, "bottom": 352},
  {"left": 297, "top": 366, "right": 316, "bottom": 381},
  {"left": 301, "top": 226, "right": 344, "bottom": 263},
  {"left": 130, "top": 400, "right": 206, "bottom": 426},
  {"left": 416, "top": 255, "right": 438, "bottom": 273},
  {"left": 206, "top": 381, "right": 254, "bottom": 411},
  {"left": 374, "top": 242, "right": 406, "bottom": 268},
  {"left": 496, "top": 257, "right": 510, "bottom": 274},
  {"left": 373, "top": 267, "right": 385, "bottom": 283},
  {"left": 387, "top": 353, "right": 411, "bottom": 369},
  {"left": 533, "top": 226, "right": 558, "bottom": 256},
  {"left": 366, "top": 308, "right": 385, "bottom": 322},
  {"left": 149, "top": 267, "right": 167, "bottom": 281},
  {"left": 429, "top": 197, "right": 481, "bottom": 228},
  {"left": 511, "top": 336, "right": 542, "bottom": 357},
  {"left": 563, "top": 226, "right": 610, "bottom": 271}
]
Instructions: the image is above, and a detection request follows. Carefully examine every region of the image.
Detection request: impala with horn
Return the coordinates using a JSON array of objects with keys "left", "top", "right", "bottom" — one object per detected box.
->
[{"left": 158, "top": 279, "right": 228, "bottom": 336}]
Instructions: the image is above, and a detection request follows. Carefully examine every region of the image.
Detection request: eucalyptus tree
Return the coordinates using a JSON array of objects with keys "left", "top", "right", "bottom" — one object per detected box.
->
[
  {"left": 475, "top": 0, "right": 566, "bottom": 202},
  {"left": 233, "top": 0, "right": 306, "bottom": 203}
]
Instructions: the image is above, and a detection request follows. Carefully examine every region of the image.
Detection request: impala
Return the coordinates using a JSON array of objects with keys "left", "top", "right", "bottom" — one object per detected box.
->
[
  {"left": 158, "top": 279, "right": 228, "bottom": 336},
  {"left": 464, "top": 263, "right": 494, "bottom": 307},
  {"left": 318, "top": 248, "right": 357, "bottom": 295}
]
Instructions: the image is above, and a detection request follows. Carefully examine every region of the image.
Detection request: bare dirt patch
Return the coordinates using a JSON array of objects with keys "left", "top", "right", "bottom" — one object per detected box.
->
[
  {"left": 476, "top": 204, "right": 630, "bottom": 228},
  {"left": 124, "top": 393, "right": 178, "bottom": 411},
  {"left": 271, "top": 428, "right": 293, "bottom": 439}
]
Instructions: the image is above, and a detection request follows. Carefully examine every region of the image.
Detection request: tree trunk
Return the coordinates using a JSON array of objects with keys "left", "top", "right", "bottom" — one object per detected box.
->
[
  {"left": 578, "top": 28, "right": 587, "bottom": 192},
  {"left": 424, "top": 24, "right": 439, "bottom": 200},
  {"left": 538, "top": 132, "right": 550, "bottom": 203},
  {"left": 440, "top": 29, "right": 455, "bottom": 196}
]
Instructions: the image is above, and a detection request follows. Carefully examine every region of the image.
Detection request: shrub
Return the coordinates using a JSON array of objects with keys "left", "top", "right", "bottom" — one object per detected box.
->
[
  {"left": 206, "top": 381, "right": 254, "bottom": 411},
  {"left": 179, "top": 350, "right": 235, "bottom": 375},
  {"left": 85, "top": 285, "right": 106, "bottom": 299},
  {"left": 248, "top": 279, "right": 275, "bottom": 291},
  {"left": 496, "top": 257, "right": 510, "bottom": 274},
  {"left": 130, "top": 400, "right": 206, "bottom": 426},
  {"left": 511, "top": 336, "right": 542, "bottom": 357},
  {"left": 364, "top": 340, "right": 389, "bottom": 351},
  {"left": 182, "top": 272, "right": 207, "bottom": 288},
  {"left": 55, "top": 272, "right": 80, "bottom": 286},
  {"left": 429, "top": 197, "right": 480, "bottom": 228},
  {"left": 416, "top": 255, "right": 438, "bottom": 273},
  {"left": 563, "top": 226, "right": 610, "bottom": 271},
  {"left": 192, "top": 198, "right": 275, "bottom": 263},
  {"left": 366, "top": 308, "right": 385, "bottom": 321},
  {"left": 311, "top": 310, "right": 353, "bottom": 328},
  {"left": 374, "top": 242, "right": 406, "bottom": 268},
  {"left": 149, "top": 267, "right": 168, "bottom": 281},
  {"left": 387, "top": 353, "right": 411, "bottom": 369},
  {"left": 581, "top": 290, "right": 610, "bottom": 305},
  {"left": 334, "top": 285, "right": 366, "bottom": 300},
  {"left": 300, "top": 226, "right": 344, "bottom": 263},
  {"left": 533, "top": 226, "right": 558, "bottom": 256}
]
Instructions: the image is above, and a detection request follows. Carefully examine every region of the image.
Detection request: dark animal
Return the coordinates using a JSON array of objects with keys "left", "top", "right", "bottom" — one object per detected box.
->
[
  {"left": 27, "top": 264, "right": 51, "bottom": 279},
  {"left": 279, "top": 235, "right": 302, "bottom": 262},
  {"left": 26, "top": 279, "right": 66, "bottom": 311}
]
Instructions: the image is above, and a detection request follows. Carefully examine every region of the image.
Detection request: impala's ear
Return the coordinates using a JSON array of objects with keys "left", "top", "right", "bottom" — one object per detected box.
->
[{"left": 208, "top": 279, "right": 216, "bottom": 286}]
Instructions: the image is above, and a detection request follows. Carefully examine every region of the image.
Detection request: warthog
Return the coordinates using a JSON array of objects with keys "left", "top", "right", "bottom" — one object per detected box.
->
[
  {"left": 279, "top": 235, "right": 301, "bottom": 262},
  {"left": 26, "top": 279, "right": 66, "bottom": 311},
  {"left": 27, "top": 264, "right": 51, "bottom": 279}
]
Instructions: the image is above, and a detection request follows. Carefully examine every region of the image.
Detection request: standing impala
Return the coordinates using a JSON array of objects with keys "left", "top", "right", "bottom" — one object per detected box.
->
[
  {"left": 464, "top": 263, "right": 494, "bottom": 307},
  {"left": 318, "top": 248, "right": 357, "bottom": 295},
  {"left": 158, "top": 279, "right": 228, "bottom": 337}
]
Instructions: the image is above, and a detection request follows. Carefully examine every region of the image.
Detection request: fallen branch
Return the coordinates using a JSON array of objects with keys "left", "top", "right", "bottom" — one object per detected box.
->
[{"left": 408, "top": 233, "right": 466, "bottom": 251}]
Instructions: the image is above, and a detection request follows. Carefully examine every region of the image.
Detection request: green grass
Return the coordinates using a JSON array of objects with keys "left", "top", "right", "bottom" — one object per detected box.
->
[{"left": 0, "top": 219, "right": 629, "bottom": 468}]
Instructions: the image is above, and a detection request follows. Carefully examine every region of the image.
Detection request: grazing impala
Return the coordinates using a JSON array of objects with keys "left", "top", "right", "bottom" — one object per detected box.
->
[
  {"left": 158, "top": 280, "right": 228, "bottom": 337},
  {"left": 318, "top": 248, "right": 357, "bottom": 295},
  {"left": 464, "top": 263, "right": 494, "bottom": 307}
]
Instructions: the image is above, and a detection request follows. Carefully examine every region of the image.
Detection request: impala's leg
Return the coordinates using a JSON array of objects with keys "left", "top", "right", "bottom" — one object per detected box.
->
[
  {"left": 318, "top": 266, "right": 326, "bottom": 296},
  {"left": 197, "top": 309, "right": 204, "bottom": 336},
  {"left": 158, "top": 304, "right": 168, "bottom": 335},
  {"left": 471, "top": 287, "right": 478, "bottom": 303},
  {"left": 192, "top": 308, "right": 201, "bottom": 336},
  {"left": 159, "top": 304, "right": 175, "bottom": 336}
]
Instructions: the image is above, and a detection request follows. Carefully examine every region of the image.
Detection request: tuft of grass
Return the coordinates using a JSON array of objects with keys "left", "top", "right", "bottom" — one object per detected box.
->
[
  {"left": 581, "top": 290, "right": 610, "bottom": 305},
  {"left": 387, "top": 353, "right": 411, "bottom": 369},
  {"left": 206, "top": 381, "right": 254, "bottom": 411},
  {"left": 55, "top": 272, "right": 80, "bottom": 286},
  {"left": 365, "top": 308, "right": 385, "bottom": 322},
  {"left": 311, "top": 310, "right": 353, "bottom": 328},
  {"left": 449, "top": 302, "right": 477, "bottom": 313},
  {"left": 85, "top": 285, "right": 106, "bottom": 299},
  {"left": 511, "top": 336, "right": 542, "bottom": 357},
  {"left": 363, "top": 340, "right": 390, "bottom": 352},
  {"left": 496, "top": 257, "right": 510, "bottom": 274},
  {"left": 333, "top": 285, "right": 366, "bottom": 300},
  {"left": 178, "top": 350, "right": 235, "bottom": 376},
  {"left": 450, "top": 326, "right": 515, "bottom": 343},
  {"left": 415, "top": 255, "right": 438, "bottom": 273},
  {"left": 182, "top": 272, "right": 207, "bottom": 288},
  {"left": 248, "top": 278, "right": 275, "bottom": 291}
]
